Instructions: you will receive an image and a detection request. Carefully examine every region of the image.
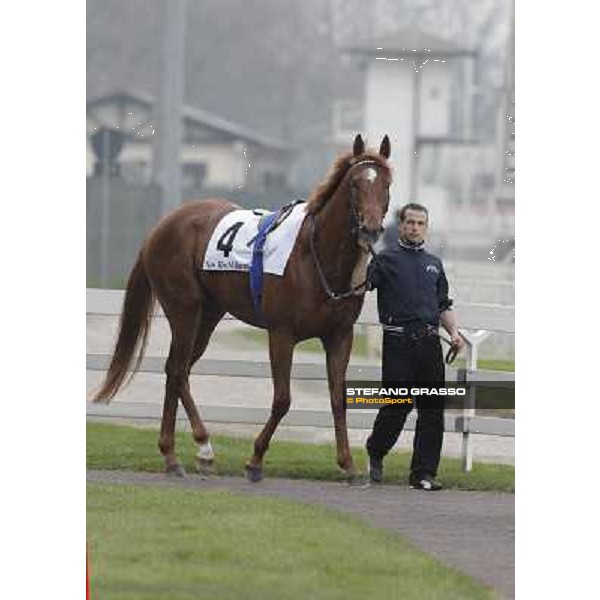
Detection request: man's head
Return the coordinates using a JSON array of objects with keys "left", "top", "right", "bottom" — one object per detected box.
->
[{"left": 397, "top": 203, "right": 429, "bottom": 244}]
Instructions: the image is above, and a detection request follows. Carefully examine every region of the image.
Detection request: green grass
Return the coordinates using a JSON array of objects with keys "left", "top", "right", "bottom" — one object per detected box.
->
[
  {"left": 87, "top": 423, "right": 514, "bottom": 492},
  {"left": 453, "top": 358, "right": 515, "bottom": 373},
  {"left": 87, "top": 483, "right": 497, "bottom": 600},
  {"left": 87, "top": 277, "right": 127, "bottom": 290},
  {"left": 234, "top": 328, "right": 371, "bottom": 357}
]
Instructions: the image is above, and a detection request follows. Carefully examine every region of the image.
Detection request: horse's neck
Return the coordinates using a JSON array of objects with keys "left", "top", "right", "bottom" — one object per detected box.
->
[{"left": 312, "top": 181, "right": 363, "bottom": 288}]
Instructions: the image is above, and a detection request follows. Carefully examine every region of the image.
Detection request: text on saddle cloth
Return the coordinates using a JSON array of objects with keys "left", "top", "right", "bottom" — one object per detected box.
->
[{"left": 202, "top": 200, "right": 307, "bottom": 275}]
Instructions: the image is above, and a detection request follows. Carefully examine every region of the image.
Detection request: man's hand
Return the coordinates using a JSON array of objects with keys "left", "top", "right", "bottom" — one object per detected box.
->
[
  {"left": 441, "top": 330, "right": 464, "bottom": 364},
  {"left": 440, "top": 310, "right": 464, "bottom": 354},
  {"left": 450, "top": 331, "right": 465, "bottom": 352}
]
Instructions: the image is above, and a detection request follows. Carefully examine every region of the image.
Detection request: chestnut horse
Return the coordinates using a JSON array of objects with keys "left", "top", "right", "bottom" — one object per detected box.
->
[{"left": 93, "top": 134, "right": 392, "bottom": 482}]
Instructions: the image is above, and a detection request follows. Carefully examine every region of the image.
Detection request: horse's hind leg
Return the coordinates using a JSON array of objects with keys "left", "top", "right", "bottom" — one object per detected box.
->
[
  {"left": 245, "top": 329, "right": 294, "bottom": 482},
  {"left": 159, "top": 378, "right": 183, "bottom": 476},
  {"left": 180, "top": 303, "right": 225, "bottom": 474},
  {"left": 158, "top": 299, "right": 202, "bottom": 477}
]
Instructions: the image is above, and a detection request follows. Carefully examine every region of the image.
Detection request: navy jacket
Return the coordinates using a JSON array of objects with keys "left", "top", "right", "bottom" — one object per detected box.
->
[{"left": 367, "top": 245, "right": 453, "bottom": 327}]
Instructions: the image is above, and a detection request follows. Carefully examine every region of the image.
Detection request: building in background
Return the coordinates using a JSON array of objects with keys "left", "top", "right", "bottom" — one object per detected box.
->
[
  {"left": 334, "top": 28, "right": 514, "bottom": 260},
  {"left": 345, "top": 29, "right": 476, "bottom": 217},
  {"left": 86, "top": 89, "right": 293, "bottom": 286},
  {"left": 86, "top": 89, "right": 292, "bottom": 197}
]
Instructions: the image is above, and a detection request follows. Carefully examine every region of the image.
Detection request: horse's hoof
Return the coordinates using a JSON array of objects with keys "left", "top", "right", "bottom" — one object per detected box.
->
[
  {"left": 166, "top": 464, "right": 187, "bottom": 478},
  {"left": 244, "top": 464, "right": 263, "bottom": 483},
  {"left": 196, "top": 457, "right": 214, "bottom": 477},
  {"left": 346, "top": 472, "right": 366, "bottom": 487}
]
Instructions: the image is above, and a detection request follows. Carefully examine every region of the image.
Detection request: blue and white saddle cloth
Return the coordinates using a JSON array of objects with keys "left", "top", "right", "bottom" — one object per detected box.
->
[{"left": 202, "top": 200, "right": 307, "bottom": 317}]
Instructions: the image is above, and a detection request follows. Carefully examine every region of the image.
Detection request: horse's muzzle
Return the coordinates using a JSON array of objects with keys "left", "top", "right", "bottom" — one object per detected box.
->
[{"left": 358, "top": 225, "right": 384, "bottom": 246}]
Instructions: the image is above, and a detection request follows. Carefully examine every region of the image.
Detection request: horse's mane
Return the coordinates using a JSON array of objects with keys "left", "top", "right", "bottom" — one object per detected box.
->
[{"left": 305, "top": 150, "right": 391, "bottom": 215}]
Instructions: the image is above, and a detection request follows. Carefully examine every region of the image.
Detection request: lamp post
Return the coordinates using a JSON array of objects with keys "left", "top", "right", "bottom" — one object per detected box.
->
[{"left": 154, "top": 0, "right": 187, "bottom": 215}]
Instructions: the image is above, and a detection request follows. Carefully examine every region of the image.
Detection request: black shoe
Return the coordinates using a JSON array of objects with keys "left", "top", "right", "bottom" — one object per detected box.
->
[
  {"left": 409, "top": 475, "right": 443, "bottom": 491},
  {"left": 367, "top": 455, "right": 383, "bottom": 483}
]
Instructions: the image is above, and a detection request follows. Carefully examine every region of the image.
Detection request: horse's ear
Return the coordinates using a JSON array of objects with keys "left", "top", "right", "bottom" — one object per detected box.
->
[
  {"left": 353, "top": 134, "right": 365, "bottom": 157},
  {"left": 379, "top": 135, "right": 391, "bottom": 159}
]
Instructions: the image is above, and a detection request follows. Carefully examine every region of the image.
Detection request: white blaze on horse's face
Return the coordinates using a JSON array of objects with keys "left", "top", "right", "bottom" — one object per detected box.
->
[
  {"left": 352, "top": 163, "right": 388, "bottom": 248},
  {"left": 363, "top": 168, "right": 377, "bottom": 183}
]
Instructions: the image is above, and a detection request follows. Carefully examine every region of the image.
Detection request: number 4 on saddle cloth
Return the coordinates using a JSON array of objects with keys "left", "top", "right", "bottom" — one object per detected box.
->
[{"left": 202, "top": 200, "right": 307, "bottom": 324}]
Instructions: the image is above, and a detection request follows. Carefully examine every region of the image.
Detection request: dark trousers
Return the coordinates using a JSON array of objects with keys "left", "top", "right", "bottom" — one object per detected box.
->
[{"left": 366, "top": 330, "right": 445, "bottom": 480}]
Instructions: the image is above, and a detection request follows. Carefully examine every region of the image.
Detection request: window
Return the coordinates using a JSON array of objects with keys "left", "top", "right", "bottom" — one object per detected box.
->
[{"left": 183, "top": 163, "right": 208, "bottom": 190}]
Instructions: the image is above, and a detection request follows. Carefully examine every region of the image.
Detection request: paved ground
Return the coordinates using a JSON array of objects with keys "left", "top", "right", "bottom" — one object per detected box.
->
[{"left": 88, "top": 469, "right": 515, "bottom": 599}]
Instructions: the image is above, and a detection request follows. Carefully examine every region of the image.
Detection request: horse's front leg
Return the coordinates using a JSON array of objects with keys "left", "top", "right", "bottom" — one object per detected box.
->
[
  {"left": 245, "top": 329, "right": 294, "bottom": 482},
  {"left": 322, "top": 327, "right": 357, "bottom": 481}
]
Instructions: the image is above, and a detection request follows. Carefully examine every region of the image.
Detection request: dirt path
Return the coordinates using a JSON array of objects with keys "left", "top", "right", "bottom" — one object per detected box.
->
[{"left": 88, "top": 469, "right": 514, "bottom": 598}]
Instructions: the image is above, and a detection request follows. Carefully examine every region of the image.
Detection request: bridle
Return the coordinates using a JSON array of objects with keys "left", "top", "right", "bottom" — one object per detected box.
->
[{"left": 308, "top": 159, "right": 389, "bottom": 301}]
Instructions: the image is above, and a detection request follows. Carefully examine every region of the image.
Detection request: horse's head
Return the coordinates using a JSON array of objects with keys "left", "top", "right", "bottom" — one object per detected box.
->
[{"left": 348, "top": 134, "right": 392, "bottom": 250}]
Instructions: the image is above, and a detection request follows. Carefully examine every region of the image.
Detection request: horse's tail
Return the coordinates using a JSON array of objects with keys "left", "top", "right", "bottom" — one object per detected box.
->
[{"left": 92, "top": 253, "right": 155, "bottom": 404}]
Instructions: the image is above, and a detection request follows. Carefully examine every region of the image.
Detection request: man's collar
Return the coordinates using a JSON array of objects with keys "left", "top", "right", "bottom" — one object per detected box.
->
[{"left": 398, "top": 237, "right": 425, "bottom": 251}]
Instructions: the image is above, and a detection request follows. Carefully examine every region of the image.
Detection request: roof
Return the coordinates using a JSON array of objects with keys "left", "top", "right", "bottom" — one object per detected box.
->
[
  {"left": 86, "top": 89, "right": 291, "bottom": 152},
  {"left": 344, "top": 29, "right": 477, "bottom": 58}
]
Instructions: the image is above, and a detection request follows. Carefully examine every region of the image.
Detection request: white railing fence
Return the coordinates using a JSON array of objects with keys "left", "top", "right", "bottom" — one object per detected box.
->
[{"left": 86, "top": 288, "right": 514, "bottom": 471}]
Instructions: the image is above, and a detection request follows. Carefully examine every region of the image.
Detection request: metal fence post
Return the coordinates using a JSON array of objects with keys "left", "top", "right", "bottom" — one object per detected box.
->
[
  {"left": 457, "top": 366, "right": 474, "bottom": 472},
  {"left": 458, "top": 329, "right": 493, "bottom": 471}
]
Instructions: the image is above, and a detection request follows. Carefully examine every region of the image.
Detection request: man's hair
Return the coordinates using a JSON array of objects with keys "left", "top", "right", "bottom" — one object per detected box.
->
[{"left": 396, "top": 203, "right": 429, "bottom": 223}]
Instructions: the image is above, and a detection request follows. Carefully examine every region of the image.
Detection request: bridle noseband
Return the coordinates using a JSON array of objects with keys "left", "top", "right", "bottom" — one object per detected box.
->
[{"left": 309, "top": 159, "right": 389, "bottom": 301}]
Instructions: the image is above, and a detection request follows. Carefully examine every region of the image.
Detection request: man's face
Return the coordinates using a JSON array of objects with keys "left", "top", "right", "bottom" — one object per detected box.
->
[{"left": 398, "top": 209, "right": 428, "bottom": 243}]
